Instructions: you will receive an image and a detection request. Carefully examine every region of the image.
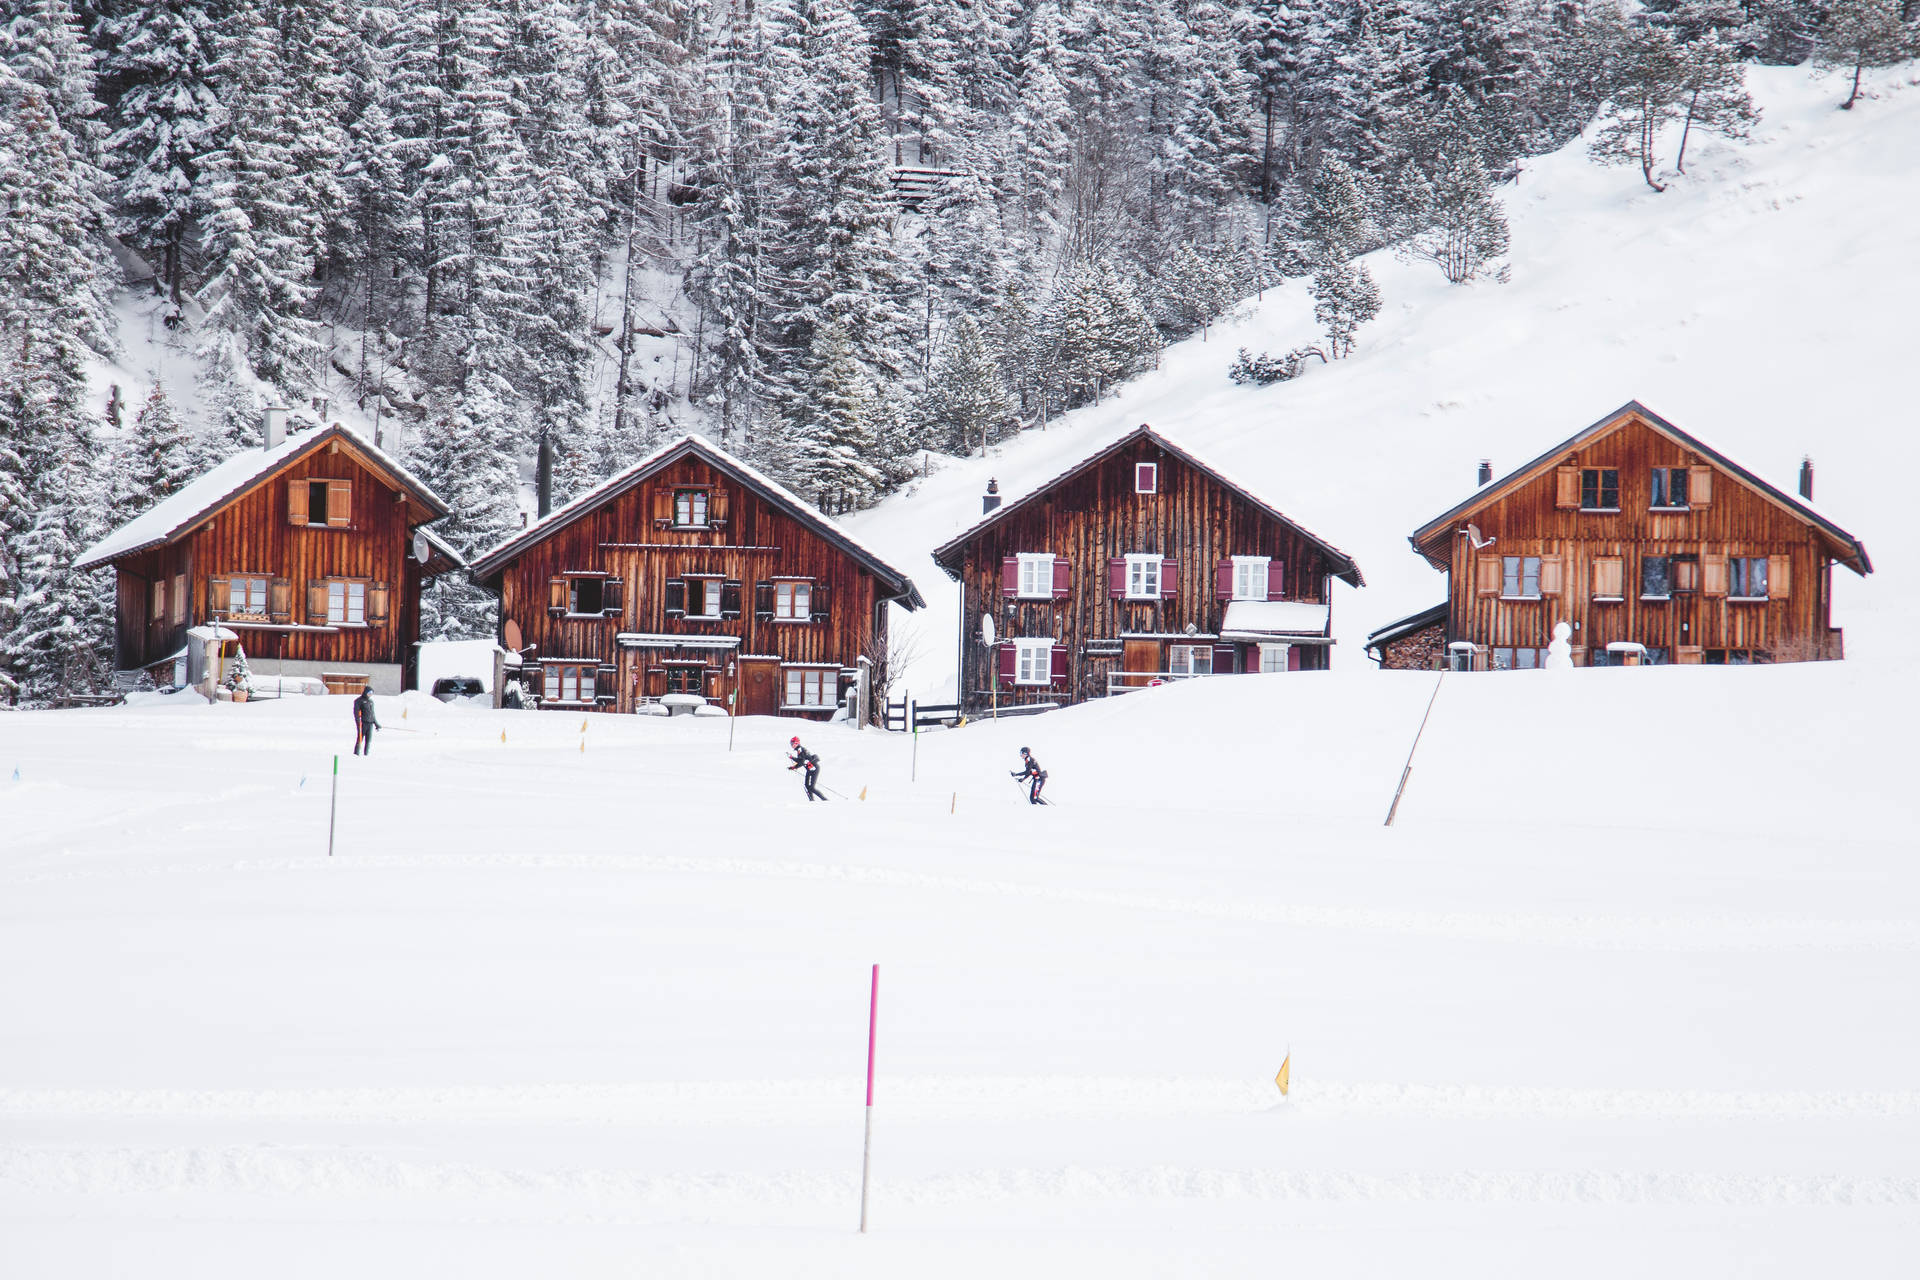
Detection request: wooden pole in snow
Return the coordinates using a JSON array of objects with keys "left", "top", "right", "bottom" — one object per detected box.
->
[
  {"left": 859, "top": 963, "right": 878, "bottom": 1233},
  {"left": 1384, "top": 673, "right": 1445, "bottom": 828},
  {"left": 327, "top": 754, "right": 339, "bottom": 856}
]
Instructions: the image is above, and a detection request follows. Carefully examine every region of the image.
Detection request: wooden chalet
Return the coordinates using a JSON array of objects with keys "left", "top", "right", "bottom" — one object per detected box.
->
[
  {"left": 931, "top": 424, "right": 1365, "bottom": 714},
  {"left": 1401, "top": 401, "right": 1872, "bottom": 670},
  {"left": 76, "top": 415, "right": 463, "bottom": 694},
  {"left": 467, "top": 435, "right": 925, "bottom": 719}
]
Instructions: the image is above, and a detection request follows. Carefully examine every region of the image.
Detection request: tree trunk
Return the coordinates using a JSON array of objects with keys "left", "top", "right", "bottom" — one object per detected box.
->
[
  {"left": 1843, "top": 58, "right": 1864, "bottom": 110},
  {"left": 1676, "top": 89, "right": 1700, "bottom": 174}
]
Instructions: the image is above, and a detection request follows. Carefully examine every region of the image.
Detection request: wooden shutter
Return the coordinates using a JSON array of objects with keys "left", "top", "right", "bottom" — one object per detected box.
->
[
  {"left": 1767, "top": 554, "right": 1790, "bottom": 599},
  {"left": 1701, "top": 554, "right": 1728, "bottom": 597},
  {"left": 721, "top": 579, "right": 743, "bottom": 619},
  {"left": 1475, "top": 555, "right": 1501, "bottom": 595},
  {"left": 367, "top": 581, "right": 390, "bottom": 626},
  {"left": 1001, "top": 556, "right": 1019, "bottom": 597},
  {"left": 326, "top": 480, "right": 352, "bottom": 527},
  {"left": 595, "top": 664, "right": 617, "bottom": 700},
  {"left": 1052, "top": 557, "right": 1071, "bottom": 599},
  {"left": 652, "top": 488, "right": 674, "bottom": 526},
  {"left": 1555, "top": 466, "right": 1580, "bottom": 509},
  {"left": 1688, "top": 465, "right": 1713, "bottom": 506},
  {"left": 997, "top": 642, "right": 1017, "bottom": 687},
  {"left": 754, "top": 581, "right": 775, "bottom": 620},
  {"left": 710, "top": 487, "right": 730, "bottom": 525},
  {"left": 1108, "top": 558, "right": 1126, "bottom": 598},
  {"left": 602, "top": 577, "right": 626, "bottom": 617},
  {"left": 1267, "top": 560, "right": 1286, "bottom": 599},
  {"left": 287, "top": 479, "right": 309, "bottom": 526},
  {"left": 1676, "top": 645, "right": 1703, "bottom": 665},
  {"left": 809, "top": 582, "right": 831, "bottom": 623},
  {"left": 1592, "top": 556, "right": 1623, "bottom": 598},
  {"left": 1674, "top": 557, "right": 1701, "bottom": 593},
  {"left": 547, "top": 576, "right": 567, "bottom": 617},
  {"left": 1160, "top": 558, "right": 1178, "bottom": 598},
  {"left": 1215, "top": 561, "right": 1234, "bottom": 600},
  {"left": 269, "top": 577, "right": 291, "bottom": 623},
  {"left": 1539, "top": 555, "right": 1564, "bottom": 596},
  {"left": 1049, "top": 644, "right": 1069, "bottom": 684},
  {"left": 208, "top": 576, "right": 231, "bottom": 615},
  {"left": 306, "top": 580, "right": 328, "bottom": 624},
  {"left": 664, "top": 578, "right": 686, "bottom": 617}
]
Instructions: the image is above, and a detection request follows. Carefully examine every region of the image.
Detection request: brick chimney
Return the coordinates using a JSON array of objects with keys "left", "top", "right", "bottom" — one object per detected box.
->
[
  {"left": 1799, "top": 457, "right": 1814, "bottom": 501},
  {"left": 982, "top": 477, "right": 1001, "bottom": 515},
  {"left": 1477, "top": 459, "right": 1493, "bottom": 487}
]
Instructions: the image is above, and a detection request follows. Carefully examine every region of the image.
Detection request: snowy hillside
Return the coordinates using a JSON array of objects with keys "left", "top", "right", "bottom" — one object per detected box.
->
[
  {"left": 3, "top": 659, "right": 1916, "bottom": 1276},
  {"left": 851, "top": 65, "right": 1920, "bottom": 697}
]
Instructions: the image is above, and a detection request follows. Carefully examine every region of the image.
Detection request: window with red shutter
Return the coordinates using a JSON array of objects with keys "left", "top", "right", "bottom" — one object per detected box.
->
[
  {"left": 1267, "top": 561, "right": 1286, "bottom": 599},
  {"left": 1050, "top": 644, "right": 1069, "bottom": 684},
  {"left": 1001, "top": 556, "right": 1020, "bottom": 597},
  {"left": 997, "top": 642, "right": 1018, "bottom": 687},
  {"left": 1108, "top": 558, "right": 1126, "bottom": 598},
  {"left": 1160, "top": 559, "right": 1178, "bottom": 598},
  {"left": 1216, "top": 561, "right": 1234, "bottom": 600},
  {"left": 1051, "top": 557, "right": 1071, "bottom": 598}
]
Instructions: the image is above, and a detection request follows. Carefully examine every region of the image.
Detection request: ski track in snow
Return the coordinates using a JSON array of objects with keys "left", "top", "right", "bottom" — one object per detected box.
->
[
  {"left": 3, "top": 1146, "right": 1915, "bottom": 1217},
  {"left": 3, "top": 849, "right": 1909, "bottom": 953}
]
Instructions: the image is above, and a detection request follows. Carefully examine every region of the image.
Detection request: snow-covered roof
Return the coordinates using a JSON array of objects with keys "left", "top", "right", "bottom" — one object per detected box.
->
[
  {"left": 469, "top": 434, "right": 925, "bottom": 609},
  {"left": 1220, "top": 600, "right": 1332, "bottom": 639},
  {"left": 1366, "top": 601, "right": 1448, "bottom": 648},
  {"left": 77, "top": 424, "right": 450, "bottom": 570},
  {"left": 616, "top": 633, "right": 743, "bottom": 649},
  {"left": 931, "top": 424, "right": 1365, "bottom": 588}
]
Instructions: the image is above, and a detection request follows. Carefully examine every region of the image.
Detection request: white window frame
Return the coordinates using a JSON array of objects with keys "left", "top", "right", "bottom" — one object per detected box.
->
[
  {"left": 784, "top": 667, "right": 834, "bottom": 708},
  {"left": 691, "top": 576, "right": 724, "bottom": 618},
  {"left": 1135, "top": 463, "right": 1157, "bottom": 494},
  {"left": 546, "top": 663, "right": 595, "bottom": 704},
  {"left": 1168, "top": 644, "right": 1213, "bottom": 678},
  {"left": 1500, "top": 555, "right": 1541, "bottom": 600},
  {"left": 1013, "top": 638, "right": 1052, "bottom": 687},
  {"left": 674, "top": 489, "right": 709, "bottom": 527},
  {"left": 1258, "top": 642, "right": 1290, "bottom": 673},
  {"left": 1231, "top": 556, "right": 1269, "bottom": 601},
  {"left": 1124, "top": 553, "right": 1162, "bottom": 600},
  {"left": 1729, "top": 556, "right": 1769, "bottom": 601},
  {"left": 326, "top": 579, "right": 366, "bottom": 625},
  {"left": 228, "top": 575, "right": 268, "bottom": 620},
  {"left": 775, "top": 580, "right": 812, "bottom": 621},
  {"left": 1016, "top": 552, "right": 1054, "bottom": 600}
]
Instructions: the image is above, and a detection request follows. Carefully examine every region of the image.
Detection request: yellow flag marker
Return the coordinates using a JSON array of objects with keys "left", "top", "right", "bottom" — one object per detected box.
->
[
  {"left": 1275, "top": 1052, "right": 1291, "bottom": 1097},
  {"left": 402, "top": 706, "right": 408, "bottom": 720},
  {"left": 859, "top": 786, "right": 868, "bottom": 801},
  {"left": 500, "top": 729, "right": 507, "bottom": 744},
  {"left": 580, "top": 737, "right": 586, "bottom": 753},
  {"left": 580, "top": 718, "right": 589, "bottom": 732}
]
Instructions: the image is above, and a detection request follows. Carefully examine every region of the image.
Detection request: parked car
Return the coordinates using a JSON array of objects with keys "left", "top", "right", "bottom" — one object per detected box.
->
[{"left": 431, "top": 676, "right": 486, "bottom": 703}]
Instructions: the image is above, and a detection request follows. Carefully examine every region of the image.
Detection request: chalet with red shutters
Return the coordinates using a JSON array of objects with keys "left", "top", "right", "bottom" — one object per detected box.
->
[
  {"left": 76, "top": 412, "right": 463, "bottom": 694},
  {"left": 931, "top": 424, "right": 1365, "bottom": 714},
  {"left": 467, "top": 435, "right": 924, "bottom": 719},
  {"left": 1387, "top": 401, "right": 1873, "bottom": 670}
]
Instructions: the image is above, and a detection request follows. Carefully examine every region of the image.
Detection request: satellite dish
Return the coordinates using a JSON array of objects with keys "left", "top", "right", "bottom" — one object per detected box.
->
[
  {"left": 413, "top": 529, "right": 430, "bottom": 563},
  {"left": 503, "top": 617, "right": 524, "bottom": 651},
  {"left": 1465, "top": 523, "right": 1495, "bottom": 549},
  {"left": 980, "top": 612, "right": 996, "bottom": 647}
]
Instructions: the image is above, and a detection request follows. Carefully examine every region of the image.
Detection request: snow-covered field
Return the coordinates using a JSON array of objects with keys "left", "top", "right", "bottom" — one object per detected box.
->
[
  {"left": 3, "top": 661, "right": 1917, "bottom": 1277},
  {"left": 8, "top": 62, "right": 1919, "bottom": 1280}
]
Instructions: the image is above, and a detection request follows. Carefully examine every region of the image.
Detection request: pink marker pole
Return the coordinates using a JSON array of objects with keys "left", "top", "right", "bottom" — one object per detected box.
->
[{"left": 859, "top": 963, "right": 878, "bottom": 1233}]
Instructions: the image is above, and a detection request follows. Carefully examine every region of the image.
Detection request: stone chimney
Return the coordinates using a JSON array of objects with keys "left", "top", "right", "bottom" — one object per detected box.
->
[
  {"left": 1799, "top": 457, "right": 1814, "bottom": 501},
  {"left": 982, "top": 477, "right": 1001, "bottom": 515},
  {"left": 262, "top": 406, "right": 288, "bottom": 450},
  {"left": 1477, "top": 459, "right": 1493, "bottom": 487}
]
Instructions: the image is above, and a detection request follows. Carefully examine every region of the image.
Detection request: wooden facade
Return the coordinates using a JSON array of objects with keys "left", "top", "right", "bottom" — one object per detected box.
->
[
  {"left": 1406, "top": 402, "right": 1872, "bottom": 669},
  {"left": 78, "top": 425, "right": 458, "bottom": 692},
  {"left": 468, "top": 436, "right": 924, "bottom": 719},
  {"left": 932, "top": 425, "right": 1365, "bottom": 714}
]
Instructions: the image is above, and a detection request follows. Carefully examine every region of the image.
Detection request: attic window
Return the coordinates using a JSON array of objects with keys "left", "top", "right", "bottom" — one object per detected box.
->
[
  {"left": 1135, "top": 463, "right": 1157, "bottom": 494},
  {"left": 675, "top": 489, "right": 709, "bottom": 527}
]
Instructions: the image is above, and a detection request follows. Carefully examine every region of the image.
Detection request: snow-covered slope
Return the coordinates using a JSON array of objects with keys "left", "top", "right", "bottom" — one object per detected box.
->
[{"left": 852, "top": 65, "right": 1920, "bottom": 697}]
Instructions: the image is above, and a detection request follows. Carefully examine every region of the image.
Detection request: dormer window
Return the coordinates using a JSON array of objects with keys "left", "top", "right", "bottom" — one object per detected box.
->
[
  {"left": 675, "top": 489, "right": 709, "bottom": 527},
  {"left": 1135, "top": 463, "right": 1157, "bottom": 494}
]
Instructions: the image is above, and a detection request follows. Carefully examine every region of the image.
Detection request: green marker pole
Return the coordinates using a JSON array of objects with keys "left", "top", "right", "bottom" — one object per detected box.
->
[{"left": 327, "top": 754, "right": 339, "bottom": 857}]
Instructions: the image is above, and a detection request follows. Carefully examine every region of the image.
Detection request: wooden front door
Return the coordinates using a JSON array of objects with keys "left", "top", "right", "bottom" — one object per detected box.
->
[
  {"left": 1122, "top": 639, "right": 1161, "bottom": 687},
  {"left": 738, "top": 656, "right": 779, "bottom": 717}
]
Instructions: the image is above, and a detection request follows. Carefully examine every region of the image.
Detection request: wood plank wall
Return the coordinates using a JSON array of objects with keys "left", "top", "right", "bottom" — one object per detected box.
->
[{"left": 948, "top": 436, "right": 1347, "bottom": 710}]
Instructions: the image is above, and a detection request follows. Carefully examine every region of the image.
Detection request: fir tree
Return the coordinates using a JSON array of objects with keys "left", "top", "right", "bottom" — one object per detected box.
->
[
  {"left": 119, "top": 383, "right": 198, "bottom": 510},
  {"left": 407, "top": 403, "right": 521, "bottom": 640},
  {"left": 1311, "top": 257, "right": 1380, "bottom": 358},
  {"left": 783, "top": 322, "right": 885, "bottom": 507},
  {"left": 5, "top": 427, "right": 112, "bottom": 700},
  {"left": 1588, "top": 15, "right": 1688, "bottom": 191},
  {"left": 923, "top": 314, "right": 1015, "bottom": 456},
  {"left": 1815, "top": 0, "right": 1917, "bottom": 110}
]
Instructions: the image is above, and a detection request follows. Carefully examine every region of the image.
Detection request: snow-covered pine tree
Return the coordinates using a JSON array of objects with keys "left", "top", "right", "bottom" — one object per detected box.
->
[
  {"left": 407, "top": 402, "right": 521, "bottom": 640},
  {"left": 923, "top": 314, "right": 1015, "bottom": 456},
  {"left": 5, "top": 422, "right": 112, "bottom": 701},
  {"left": 1236, "top": 0, "right": 1313, "bottom": 216},
  {"left": 1397, "top": 89, "right": 1510, "bottom": 284},
  {"left": 117, "top": 384, "right": 198, "bottom": 511},
  {"left": 1007, "top": 0, "right": 1074, "bottom": 255},
  {"left": 1300, "top": 155, "right": 1374, "bottom": 264},
  {"left": 1814, "top": 0, "right": 1918, "bottom": 110},
  {"left": 782, "top": 322, "right": 886, "bottom": 508},
  {"left": 1587, "top": 13, "right": 1687, "bottom": 191},
  {"left": 1311, "top": 256, "right": 1380, "bottom": 359}
]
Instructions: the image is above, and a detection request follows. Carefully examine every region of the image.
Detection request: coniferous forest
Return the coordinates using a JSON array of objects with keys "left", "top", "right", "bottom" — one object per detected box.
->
[{"left": 1, "top": 0, "right": 1911, "bottom": 699}]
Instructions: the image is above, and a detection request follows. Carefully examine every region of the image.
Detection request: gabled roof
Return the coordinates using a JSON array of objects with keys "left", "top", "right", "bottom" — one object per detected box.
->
[
  {"left": 76, "top": 424, "right": 450, "bottom": 570},
  {"left": 1408, "top": 401, "right": 1872, "bottom": 575},
  {"left": 467, "top": 434, "right": 926, "bottom": 609},
  {"left": 931, "top": 424, "right": 1365, "bottom": 587},
  {"left": 1365, "top": 602, "right": 1448, "bottom": 651}
]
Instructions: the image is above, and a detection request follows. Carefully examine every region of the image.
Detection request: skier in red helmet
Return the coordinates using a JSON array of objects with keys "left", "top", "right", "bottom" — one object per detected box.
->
[{"left": 787, "top": 735, "right": 823, "bottom": 801}]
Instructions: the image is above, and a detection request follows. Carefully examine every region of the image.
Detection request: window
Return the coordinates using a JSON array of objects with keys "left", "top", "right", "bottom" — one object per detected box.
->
[
  {"left": 1644, "top": 648, "right": 1670, "bottom": 666},
  {"left": 1650, "top": 467, "right": 1689, "bottom": 508},
  {"left": 1492, "top": 647, "right": 1542, "bottom": 671},
  {"left": 547, "top": 663, "right": 596, "bottom": 703},
  {"left": 568, "top": 577, "right": 604, "bottom": 615},
  {"left": 151, "top": 579, "right": 165, "bottom": 624},
  {"left": 692, "top": 577, "right": 724, "bottom": 617},
  {"left": 1231, "top": 556, "right": 1269, "bottom": 601},
  {"left": 172, "top": 573, "right": 186, "bottom": 625},
  {"left": 1168, "top": 644, "right": 1213, "bottom": 678},
  {"left": 1705, "top": 648, "right": 1771, "bottom": 665},
  {"left": 1125, "top": 553, "right": 1162, "bottom": 599},
  {"left": 1729, "top": 556, "right": 1769, "bottom": 599},
  {"left": 666, "top": 665, "right": 705, "bottom": 694},
  {"left": 1014, "top": 638, "right": 1052, "bottom": 686},
  {"left": 327, "top": 580, "right": 366, "bottom": 625},
  {"left": 1135, "top": 463, "right": 1157, "bottom": 494},
  {"left": 1258, "top": 643, "right": 1290, "bottom": 673},
  {"left": 785, "top": 668, "right": 833, "bottom": 707},
  {"left": 1580, "top": 468, "right": 1619, "bottom": 510},
  {"left": 228, "top": 576, "right": 269, "bottom": 620},
  {"left": 1501, "top": 555, "right": 1541, "bottom": 599},
  {"left": 674, "top": 489, "right": 708, "bottom": 527},
  {"left": 1016, "top": 553, "right": 1054, "bottom": 599},
  {"left": 1641, "top": 555, "right": 1673, "bottom": 600},
  {"left": 775, "top": 580, "right": 812, "bottom": 620}
]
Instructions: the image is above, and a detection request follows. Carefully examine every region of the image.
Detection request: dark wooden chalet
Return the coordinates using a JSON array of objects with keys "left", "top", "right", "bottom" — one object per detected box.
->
[
  {"left": 466, "top": 435, "right": 924, "bottom": 719},
  {"left": 76, "top": 417, "right": 462, "bottom": 693},
  {"left": 1403, "top": 401, "right": 1872, "bottom": 669},
  {"left": 931, "top": 424, "right": 1365, "bottom": 714}
]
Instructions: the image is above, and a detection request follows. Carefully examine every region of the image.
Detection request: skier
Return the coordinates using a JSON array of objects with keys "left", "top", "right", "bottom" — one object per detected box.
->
[
  {"left": 1010, "top": 746, "right": 1047, "bottom": 804},
  {"left": 352, "top": 687, "right": 379, "bottom": 756},
  {"left": 788, "top": 735, "right": 823, "bottom": 801}
]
